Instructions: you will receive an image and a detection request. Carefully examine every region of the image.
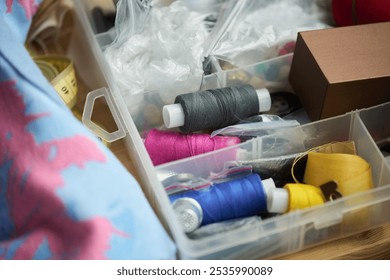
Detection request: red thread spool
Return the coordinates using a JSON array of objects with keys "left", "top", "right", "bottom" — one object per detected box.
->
[
  {"left": 332, "top": 0, "right": 390, "bottom": 26},
  {"left": 144, "top": 129, "right": 241, "bottom": 165}
]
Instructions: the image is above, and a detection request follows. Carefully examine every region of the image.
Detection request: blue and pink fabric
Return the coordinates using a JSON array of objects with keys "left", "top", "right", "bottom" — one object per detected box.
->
[{"left": 0, "top": 0, "right": 176, "bottom": 260}]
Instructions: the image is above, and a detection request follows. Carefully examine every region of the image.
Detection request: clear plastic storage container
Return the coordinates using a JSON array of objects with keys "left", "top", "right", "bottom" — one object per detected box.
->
[{"left": 73, "top": 0, "right": 390, "bottom": 259}]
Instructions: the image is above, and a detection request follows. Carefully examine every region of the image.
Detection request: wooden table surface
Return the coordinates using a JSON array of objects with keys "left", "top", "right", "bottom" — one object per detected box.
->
[{"left": 31, "top": 0, "right": 390, "bottom": 260}]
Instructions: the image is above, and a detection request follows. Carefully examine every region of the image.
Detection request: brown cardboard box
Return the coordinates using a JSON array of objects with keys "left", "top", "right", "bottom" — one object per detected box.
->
[{"left": 289, "top": 22, "right": 390, "bottom": 121}]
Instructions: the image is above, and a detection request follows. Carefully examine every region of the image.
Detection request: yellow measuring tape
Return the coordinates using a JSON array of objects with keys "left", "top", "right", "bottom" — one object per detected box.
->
[
  {"left": 33, "top": 55, "right": 110, "bottom": 147},
  {"left": 34, "top": 55, "right": 78, "bottom": 109},
  {"left": 291, "top": 141, "right": 374, "bottom": 229}
]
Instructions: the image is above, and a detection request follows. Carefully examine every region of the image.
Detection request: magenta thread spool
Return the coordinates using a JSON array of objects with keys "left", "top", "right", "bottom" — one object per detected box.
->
[
  {"left": 162, "top": 85, "right": 271, "bottom": 133},
  {"left": 144, "top": 128, "right": 241, "bottom": 165}
]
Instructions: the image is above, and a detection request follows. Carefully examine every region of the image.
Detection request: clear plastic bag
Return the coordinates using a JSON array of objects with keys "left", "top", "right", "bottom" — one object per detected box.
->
[
  {"left": 204, "top": 0, "right": 333, "bottom": 68},
  {"left": 235, "top": 152, "right": 307, "bottom": 188},
  {"left": 211, "top": 114, "right": 300, "bottom": 137},
  {"left": 188, "top": 216, "right": 262, "bottom": 239},
  {"left": 104, "top": 0, "right": 213, "bottom": 102},
  {"left": 113, "top": 0, "right": 153, "bottom": 46}
]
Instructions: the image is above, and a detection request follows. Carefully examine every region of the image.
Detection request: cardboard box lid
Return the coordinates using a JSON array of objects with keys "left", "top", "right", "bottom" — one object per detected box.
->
[{"left": 299, "top": 22, "right": 390, "bottom": 83}]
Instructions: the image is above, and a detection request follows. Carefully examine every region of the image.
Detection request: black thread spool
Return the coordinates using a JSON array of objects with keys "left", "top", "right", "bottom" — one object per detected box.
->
[{"left": 162, "top": 85, "right": 271, "bottom": 133}]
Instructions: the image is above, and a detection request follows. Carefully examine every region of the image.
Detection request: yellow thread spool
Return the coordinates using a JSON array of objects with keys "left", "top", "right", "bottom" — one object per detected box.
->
[
  {"left": 268, "top": 183, "right": 325, "bottom": 213},
  {"left": 286, "top": 184, "right": 325, "bottom": 211}
]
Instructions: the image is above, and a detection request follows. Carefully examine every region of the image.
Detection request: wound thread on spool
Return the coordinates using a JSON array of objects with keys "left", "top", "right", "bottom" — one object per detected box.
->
[
  {"left": 144, "top": 128, "right": 241, "bottom": 165},
  {"left": 169, "top": 173, "right": 275, "bottom": 230},
  {"left": 268, "top": 183, "right": 325, "bottom": 214},
  {"left": 163, "top": 85, "right": 271, "bottom": 133}
]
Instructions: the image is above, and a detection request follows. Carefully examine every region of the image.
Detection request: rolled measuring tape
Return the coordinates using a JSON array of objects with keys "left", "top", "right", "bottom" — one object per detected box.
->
[
  {"left": 33, "top": 55, "right": 110, "bottom": 147},
  {"left": 34, "top": 55, "right": 78, "bottom": 109}
]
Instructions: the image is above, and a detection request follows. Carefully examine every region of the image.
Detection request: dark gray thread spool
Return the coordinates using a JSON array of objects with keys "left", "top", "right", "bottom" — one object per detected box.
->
[{"left": 163, "top": 85, "right": 271, "bottom": 133}]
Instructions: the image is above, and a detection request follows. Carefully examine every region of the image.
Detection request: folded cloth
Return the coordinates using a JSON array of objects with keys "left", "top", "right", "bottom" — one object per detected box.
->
[
  {"left": 332, "top": 0, "right": 390, "bottom": 26},
  {"left": 0, "top": 0, "right": 176, "bottom": 260}
]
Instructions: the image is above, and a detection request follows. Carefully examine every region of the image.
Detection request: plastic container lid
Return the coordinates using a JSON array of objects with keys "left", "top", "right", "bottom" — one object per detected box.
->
[{"left": 267, "top": 188, "right": 289, "bottom": 214}]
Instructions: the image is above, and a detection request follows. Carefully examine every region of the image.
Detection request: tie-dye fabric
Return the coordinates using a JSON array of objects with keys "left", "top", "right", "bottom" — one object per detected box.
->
[{"left": 0, "top": 0, "right": 176, "bottom": 260}]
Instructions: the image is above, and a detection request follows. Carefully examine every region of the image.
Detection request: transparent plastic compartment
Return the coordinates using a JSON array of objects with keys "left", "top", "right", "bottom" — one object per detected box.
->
[
  {"left": 156, "top": 109, "right": 390, "bottom": 259},
  {"left": 357, "top": 103, "right": 390, "bottom": 169},
  {"left": 218, "top": 54, "right": 294, "bottom": 93},
  {"left": 74, "top": 1, "right": 390, "bottom": 259}
]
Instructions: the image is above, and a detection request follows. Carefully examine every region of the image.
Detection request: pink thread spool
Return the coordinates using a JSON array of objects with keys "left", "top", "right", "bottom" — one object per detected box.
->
[{"left": 144, "top": 129, "right": 241, "bottom": 165}]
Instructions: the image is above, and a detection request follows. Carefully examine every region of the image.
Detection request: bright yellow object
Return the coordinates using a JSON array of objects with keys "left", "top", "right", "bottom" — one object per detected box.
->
[
  {"left": 285, "top": 183, "right": 325, "bottom": 212},
  {"left": 291, "top": 141, "right": 357, "bottom": 183},
  {"left": 34, "top": 55, "right": 78, "bottom": 109},
  {"left": 303, "top": 152, "right": 374, "bottom": 196},
  {"left": 302, "top": 151, "right": 374, "bottom": 230}
]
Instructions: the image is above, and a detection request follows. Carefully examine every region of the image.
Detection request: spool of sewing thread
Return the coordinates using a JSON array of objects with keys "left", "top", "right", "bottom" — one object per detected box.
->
[
  {"left": 169, "top": 173, "right": 276, "bottom": 232},
  {"left": 144, "top": 128, "right": 241, "bottom": 165},
  {"left": 162, "top": 85, "right": 271, "bottom": 133},
  {"left": 268, "top": 183, "right": 325, "bottom": 214}
]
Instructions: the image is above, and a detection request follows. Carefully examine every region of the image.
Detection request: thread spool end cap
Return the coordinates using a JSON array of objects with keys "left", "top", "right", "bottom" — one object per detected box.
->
[
  {"left": 268, "top": 188, "right": 289, "bottom": 213},
  {"left": 262, "top": 178, "right": 276, "bottom": 200},
  {"left": 163, "top": 103, "right": 185, "bottom": 128},
  {"left": 256, "top": 88, "right": 271, "bottom": 112},
  {"left": 172, "top": 198, "right": 203, "bottom": 233}
]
